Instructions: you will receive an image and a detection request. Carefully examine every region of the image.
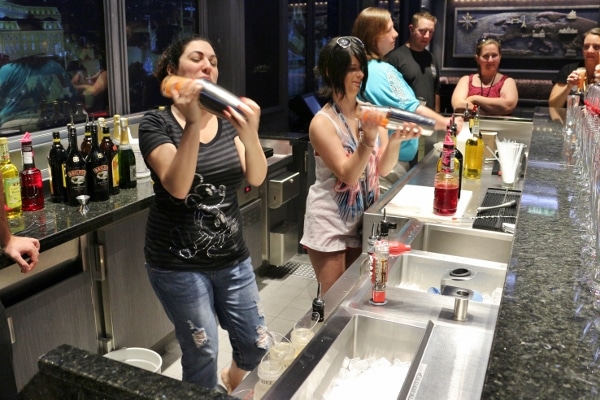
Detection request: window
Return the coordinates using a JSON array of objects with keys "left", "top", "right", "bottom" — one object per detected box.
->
[
  {"left": 0, "top": 0, "right": 105, "bottom": 133},
  {"left": 124, "top": 0, "right": 199, "bottom": 113}
]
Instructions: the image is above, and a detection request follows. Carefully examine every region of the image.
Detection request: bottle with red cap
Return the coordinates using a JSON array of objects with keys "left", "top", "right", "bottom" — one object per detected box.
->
[
  {"left": 19, "top": 132, "right": 44, "bottom": 211},
  {"left": 433, "top": 130, "right": 459, "bottom": 216}
]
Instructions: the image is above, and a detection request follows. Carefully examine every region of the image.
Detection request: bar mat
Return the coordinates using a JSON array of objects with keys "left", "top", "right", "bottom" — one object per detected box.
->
[
  {"left": 473, "top": 188, "right": 521, "bottom": 232},
  {"left": 262, "top": 147, "right": 274, "bottom": 158},
  {"left": 258, "top": 261, "right": 315, "bottom": 280}
]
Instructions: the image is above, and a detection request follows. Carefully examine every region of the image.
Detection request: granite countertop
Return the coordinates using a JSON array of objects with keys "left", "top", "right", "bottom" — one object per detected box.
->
[
  {"left": 482, "top": 108, "right": 600, "bottom": 398},
  {"left": 0, "top": 149, "right": 295, "bottom": 271},
  {"left": 0, "top": 178, "right": 155, "bottom": 270},
  {"left": 21, "top": 344, "right": 235, "bottom": 400}
]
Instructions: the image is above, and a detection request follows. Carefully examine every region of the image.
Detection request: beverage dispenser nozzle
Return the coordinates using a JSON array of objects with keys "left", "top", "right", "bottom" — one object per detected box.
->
[
  {"left": 312, "top": 282, "right": 324, "bottom": 322},
  {"left": 379, "top": 208, "right": 397, "bottom": 236}
]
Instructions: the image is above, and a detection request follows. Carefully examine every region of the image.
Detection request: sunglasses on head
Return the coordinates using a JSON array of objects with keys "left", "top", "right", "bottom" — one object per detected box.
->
[
  {"left": 477, "top": 36, "right": 501, "bottom": 45},
  {"left": 336, "top": 36, "right": 364, "bottom": 49}
]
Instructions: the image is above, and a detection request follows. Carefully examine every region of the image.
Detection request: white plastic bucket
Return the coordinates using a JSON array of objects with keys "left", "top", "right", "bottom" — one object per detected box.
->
[{"left": 104, "top": 347, "right": 162, "bottom": 373}]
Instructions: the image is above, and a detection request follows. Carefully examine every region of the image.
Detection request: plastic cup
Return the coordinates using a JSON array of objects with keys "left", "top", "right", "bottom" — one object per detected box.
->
[
  {"left": 290, "top": 314, "right": 318, "bottom": 357},
  {"left": 496, "top": 141, "right": 525, "bottom": 188},
  {"left": 267, "top": 332, "right": 295, "bottom": 368}
]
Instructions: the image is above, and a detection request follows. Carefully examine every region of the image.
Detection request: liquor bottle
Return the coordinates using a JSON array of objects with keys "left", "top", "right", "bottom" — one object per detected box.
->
[
  {"left": 96, "top": 117, "right": 105, "bottom": 145},
  {"left": 464, "top": 105, "right": 484, "bottom": 179},
  {"left": 118, "top": 117, "right": 137, "bottom": 189},
  {"left": 371, "top": 220, "right": 389, "bottom": 306},
  {"left": 65, "top": 124, "right": 88, "bottom": 206},
  {"left": 19, "top": 133, "right": 44, "bottom": 211},
  {"left": 437, "top": 119, "right": 463, "bottom": 199},
  {"left": 47, "top": 131, "right": 68, "bottom": 203},
  {"left": 112, "top": 114, "right": 121, "bottom": 147},
  {"left": 86, "top": 128, "right": 110, "bottom": 202},
  {"left": 433, "top": 131, "right": 459, "bottom": 216},
  {"left": 455, "top": 104, "right": 471, "bottom": 156},
  {"left": 99, "top": 124, "right": 120, "bottom": 195},
  {"left": 0, "top": 137, "right": 22, "bottom": 219},
  {"left": 80, "top": 120, "right": 93, "bottom": 159}
]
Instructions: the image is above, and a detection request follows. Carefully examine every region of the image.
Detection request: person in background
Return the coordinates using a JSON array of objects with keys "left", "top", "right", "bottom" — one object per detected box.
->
[
  {"left": 451, "top": 37, "right": 518, "bottom": 116},
  {"left": 386, "top": 9, "right": 440, "bottom": 113},
  {"left": 72, "top": 67, "right": 108, "bottom": 114},
  {"left": 0, "top": 55, "right": 77, "bottom": 130},
  {"left": 0, "top": 176, "right": 40, "bottom": 400},
  {"left": 351, "top": 7, "right": 456, "bottom": 190},
  {"left": 138, "top": 36, "right": 268, "bottom": 393},
  {"left": 549, "top": 28, "right": 600, "bottom": 108},
  {"left": 386, "top": 9, "right": 440, "bottom": 166},
  {"left": 300, "top": 36, "right": 419, "bottom": 295}
]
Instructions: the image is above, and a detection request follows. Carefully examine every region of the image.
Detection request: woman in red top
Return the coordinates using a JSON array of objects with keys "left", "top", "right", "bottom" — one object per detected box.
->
[{"left": 451, "top": 37, "right": 518, "bottom": 116}]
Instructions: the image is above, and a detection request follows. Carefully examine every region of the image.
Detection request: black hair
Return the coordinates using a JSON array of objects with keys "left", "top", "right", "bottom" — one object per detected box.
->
[
  {"left": 316, "top": 37, "right": 368, "bottom": 101},
  {"left": 154, "top": 35, "right": 214, "bottom": 82}
]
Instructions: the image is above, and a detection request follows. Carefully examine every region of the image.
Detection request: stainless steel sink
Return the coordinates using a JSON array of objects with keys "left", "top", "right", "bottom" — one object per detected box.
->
[
  {"left": 388, "top": 251, "right": 507, "bottom": 304},
  {"left": 264, "top": 312, "right": 431, "bottom": 400},
  {"left": 409, "top": 223, "right": 513, "bottom": 263}
]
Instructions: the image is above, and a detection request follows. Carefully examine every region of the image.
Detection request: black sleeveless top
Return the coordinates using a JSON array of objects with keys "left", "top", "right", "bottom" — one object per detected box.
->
[{"left": 138, "top": 108, "right": 249, "bottom": 270}]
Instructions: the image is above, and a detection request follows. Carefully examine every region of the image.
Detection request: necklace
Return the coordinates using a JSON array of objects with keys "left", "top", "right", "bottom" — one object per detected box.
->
[
  {"left": 479, "top": 73, "right": 497, "bottom": 97},
  {"left": 332, "top": 102, "right": 361, "bottom": 148}
]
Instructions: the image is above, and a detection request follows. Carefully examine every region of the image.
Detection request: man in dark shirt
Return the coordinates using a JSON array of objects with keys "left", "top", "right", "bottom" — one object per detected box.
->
[
  {"left": 386, "top": 10, "right": 440, "bottom": 113},
  {"left": 386, "top": 9, "right": 440, "bottom": 164}
]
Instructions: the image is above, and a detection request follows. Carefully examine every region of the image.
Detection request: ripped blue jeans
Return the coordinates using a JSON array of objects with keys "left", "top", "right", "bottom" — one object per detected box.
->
[{"left": 146, "top": 257, "right": 268, "bottom": 389}]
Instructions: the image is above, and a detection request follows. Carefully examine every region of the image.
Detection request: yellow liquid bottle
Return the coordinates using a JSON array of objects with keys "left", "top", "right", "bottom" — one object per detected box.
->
[
  {"left": 0, "top": 138, "right": 22, "bottom": 219},
  {"left": 464, "top": 106, "right": 483, "bottom": 179}
]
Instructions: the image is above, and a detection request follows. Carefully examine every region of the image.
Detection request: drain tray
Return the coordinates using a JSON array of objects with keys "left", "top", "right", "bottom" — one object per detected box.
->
[{"left": 473, "top": 188, "right": 520, "bottom": 232}]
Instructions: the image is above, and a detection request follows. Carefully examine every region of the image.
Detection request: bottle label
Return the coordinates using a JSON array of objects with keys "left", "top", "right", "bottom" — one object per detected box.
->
[
  {"left": 4, "top": 176, "right": 21, "bottom": 209},
  {"left": 23, "top": 151, "right": 33, "bottom": 165},
  {"left": 67, "top": 169, "right": 87, "bottom": 190},
  {"left": 0, "top": 144, "right": 10, "bottom": 163}
]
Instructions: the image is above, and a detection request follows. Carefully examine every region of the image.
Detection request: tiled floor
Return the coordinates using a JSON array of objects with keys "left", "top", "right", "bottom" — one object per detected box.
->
[{"left": 161, "top": 254, "right": 317, "bottom": 386}]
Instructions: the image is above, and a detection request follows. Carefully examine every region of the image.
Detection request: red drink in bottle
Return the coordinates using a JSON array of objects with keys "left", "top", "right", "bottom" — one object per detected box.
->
[{"left": 433, "top": 182, "right": 459, "bottom": 215}]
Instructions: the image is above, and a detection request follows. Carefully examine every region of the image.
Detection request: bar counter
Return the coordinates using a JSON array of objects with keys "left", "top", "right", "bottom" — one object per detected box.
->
[
  {"left": 10, "top": 112, "right": 600, "bottom": 397},
  {"left": 482, "top": 108, "right": 600, "bottom": 398},
  {"left": 0, "top": 179, "right": 154, "bottom": 270}
]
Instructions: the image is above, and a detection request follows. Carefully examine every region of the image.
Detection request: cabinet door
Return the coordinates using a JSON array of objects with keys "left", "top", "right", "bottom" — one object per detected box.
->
[
  {"left": 6, "top": 271, "right": 96, "bottom": 390},
  {"left": 95, "top": 209, "right": 173, "bottom": 350}
]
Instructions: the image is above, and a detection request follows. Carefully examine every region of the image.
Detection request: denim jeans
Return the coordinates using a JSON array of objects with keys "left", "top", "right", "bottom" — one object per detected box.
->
[{"left": 146, "top": 257, "right": 268, "bottom": 389}]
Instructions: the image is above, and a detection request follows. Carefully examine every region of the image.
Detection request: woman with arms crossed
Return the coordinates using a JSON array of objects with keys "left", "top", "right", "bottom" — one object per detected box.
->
[{"left": 451, "top": 37, "right": 518, "bottom": 116}]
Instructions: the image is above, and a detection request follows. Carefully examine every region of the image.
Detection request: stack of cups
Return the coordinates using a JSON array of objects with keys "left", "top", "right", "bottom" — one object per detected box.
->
[
  {"left": 496, "top": 139, "right": 525, "bottom": 188},
  {"left": 566, "top": 89, "right": 580, "bottom": 135}
]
